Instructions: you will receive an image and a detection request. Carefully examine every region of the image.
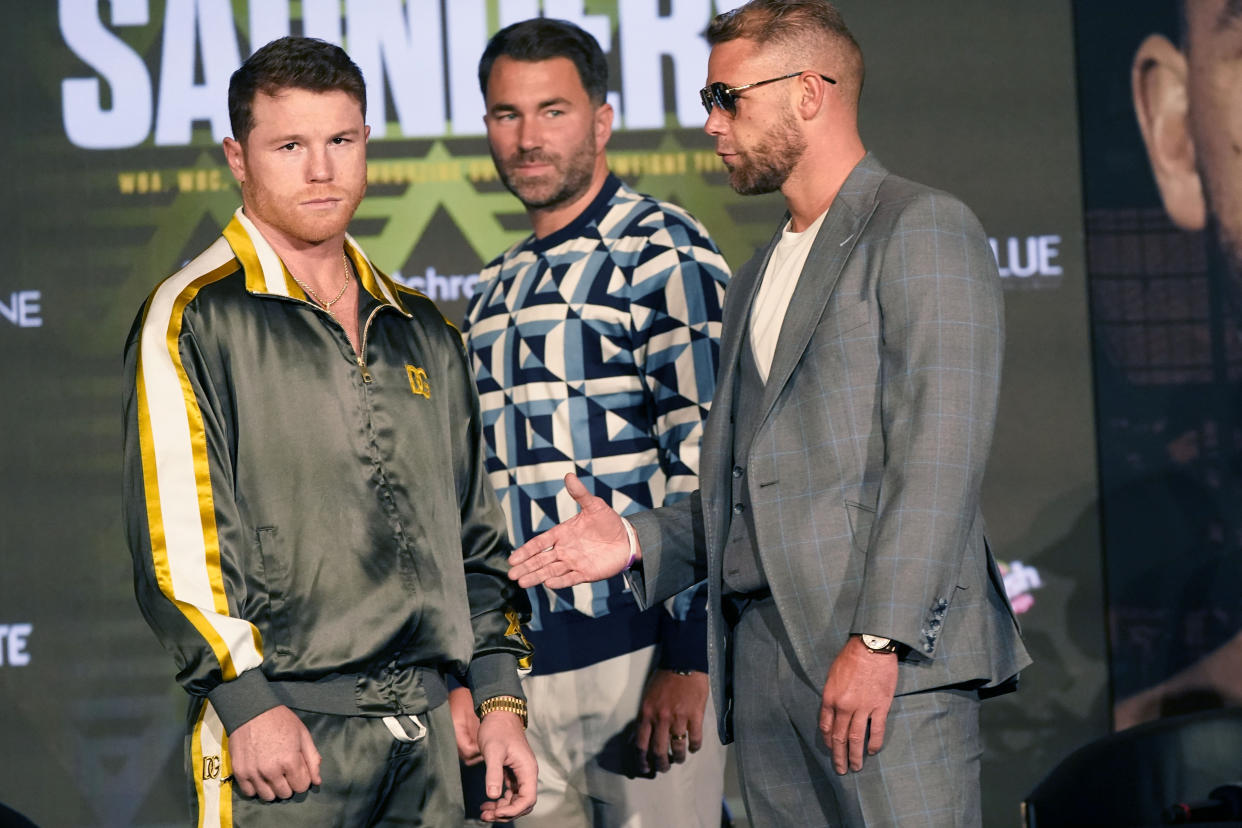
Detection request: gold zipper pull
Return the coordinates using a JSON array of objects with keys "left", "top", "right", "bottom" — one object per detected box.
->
[{"left": 357, "top": 356, "right": 373, "bottom": 383}]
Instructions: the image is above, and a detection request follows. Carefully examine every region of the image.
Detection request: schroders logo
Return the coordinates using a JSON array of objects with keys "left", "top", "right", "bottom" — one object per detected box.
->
[
  {"left": 394, "top": 267, "right": 477, "bottom": 303},
  {"left": 1, "top": 291, "right": 43, "bottom": 328},
  {"left": 59, "top": 0, "right": 747, "bottom": 149},
  {"left": 0, "top": 624, "right": 33, "bottom": 666}
]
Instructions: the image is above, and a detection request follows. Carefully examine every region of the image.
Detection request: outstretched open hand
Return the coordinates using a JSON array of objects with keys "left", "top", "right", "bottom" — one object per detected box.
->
[{"left": 508, "top": 473, "right": 635, "bottom": 588}]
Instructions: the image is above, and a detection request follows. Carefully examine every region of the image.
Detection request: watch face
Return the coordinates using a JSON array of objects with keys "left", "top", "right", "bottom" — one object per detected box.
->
[{"left": 861, "top": 634, "right": 892, "bottom": 651}]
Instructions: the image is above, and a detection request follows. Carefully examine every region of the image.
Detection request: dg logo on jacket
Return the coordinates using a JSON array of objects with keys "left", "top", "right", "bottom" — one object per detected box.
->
[{"left": 407, "top": 365, "right": 431, "bottom": 399}]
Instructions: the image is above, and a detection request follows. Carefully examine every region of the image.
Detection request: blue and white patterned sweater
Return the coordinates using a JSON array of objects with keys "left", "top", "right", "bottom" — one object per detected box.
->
[{"left": 463, "top": 175, "right": 729, "bottom": 675}]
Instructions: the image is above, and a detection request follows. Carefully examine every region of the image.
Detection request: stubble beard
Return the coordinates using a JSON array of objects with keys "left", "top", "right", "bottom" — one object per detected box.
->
[
  {"left": 725, "top": 108, "right": 807, "bottom": 197},
  {"left": 244, "top": 181, "right": 365, "bottom": 247},
  {"left": 495, "top": 132, "right": 597, "bottom": 212}
]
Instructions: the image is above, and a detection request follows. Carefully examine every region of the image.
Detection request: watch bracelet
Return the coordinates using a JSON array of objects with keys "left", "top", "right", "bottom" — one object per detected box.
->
[{"left": 476, "top": 694, "right": 528, "bottom": 728}]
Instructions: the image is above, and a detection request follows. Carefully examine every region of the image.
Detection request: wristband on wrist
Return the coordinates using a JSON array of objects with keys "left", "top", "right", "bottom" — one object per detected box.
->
[
  {"left": 621, "top": 517, "right": 639, "bottom": 570},
  {"left": 475, "top": 695, "right": 528, "bottom": 728}
]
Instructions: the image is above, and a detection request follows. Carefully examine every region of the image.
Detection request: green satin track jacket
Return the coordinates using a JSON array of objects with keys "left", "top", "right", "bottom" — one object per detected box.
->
[{"left": 123, "top": 209, "right": 531, "bottom": 732}]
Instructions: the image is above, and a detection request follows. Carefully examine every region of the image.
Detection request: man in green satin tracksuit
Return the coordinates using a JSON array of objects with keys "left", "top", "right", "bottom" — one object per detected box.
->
[{"left": 123, "top": 36, "right": 535, "bottom": 826}]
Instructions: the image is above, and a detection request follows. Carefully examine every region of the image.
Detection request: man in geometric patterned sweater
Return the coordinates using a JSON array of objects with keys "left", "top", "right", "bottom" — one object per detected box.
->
[{"left": 455, "top": 17, "right": 731, "bottom": 828}]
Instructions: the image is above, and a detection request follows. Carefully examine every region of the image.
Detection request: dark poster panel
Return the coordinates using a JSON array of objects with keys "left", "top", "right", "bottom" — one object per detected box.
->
[
  {"left": 0, "top": 1, "right": 1101, "bottom": 825},
  {"left": 1074, "top": 0, "right": 1242, "bottom": 729}
]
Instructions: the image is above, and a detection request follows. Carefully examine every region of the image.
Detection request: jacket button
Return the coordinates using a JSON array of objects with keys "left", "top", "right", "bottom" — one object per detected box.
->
[
  {"left": 732, "top": 465, "right": 744, "bottom": 478},
  {"left": 733, "top": 503, "right": 745, "bottom": 515}
]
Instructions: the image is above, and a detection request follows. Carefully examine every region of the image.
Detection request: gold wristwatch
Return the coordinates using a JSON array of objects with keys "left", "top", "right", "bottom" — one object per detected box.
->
[{"left": 476, "top": 695, "right": 528, "bottom": 729}]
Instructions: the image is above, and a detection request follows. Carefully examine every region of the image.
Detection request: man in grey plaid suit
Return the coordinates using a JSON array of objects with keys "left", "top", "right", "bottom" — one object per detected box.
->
[{"left": 509, "top": 2, "right": 1031, "bottom": 825}]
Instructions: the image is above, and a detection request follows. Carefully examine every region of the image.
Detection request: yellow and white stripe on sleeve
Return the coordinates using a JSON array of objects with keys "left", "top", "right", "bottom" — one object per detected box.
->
[{"left": 135, "top": 236, "right": 263, "bottom": 682}]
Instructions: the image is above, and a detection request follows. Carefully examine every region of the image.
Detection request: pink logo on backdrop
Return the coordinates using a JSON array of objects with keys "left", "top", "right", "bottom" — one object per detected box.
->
[{"left": 999, "top": 561, "right": 1042, "bottom": 615}]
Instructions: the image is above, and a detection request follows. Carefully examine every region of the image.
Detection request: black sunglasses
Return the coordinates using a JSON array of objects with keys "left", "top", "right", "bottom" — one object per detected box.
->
[{"left": 699, "top": 71, "right": 836, "bottom": 116}]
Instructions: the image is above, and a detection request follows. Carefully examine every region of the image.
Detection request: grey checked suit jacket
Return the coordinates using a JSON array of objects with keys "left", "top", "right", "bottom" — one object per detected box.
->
[{"left": 628, "top": 154, "right": 1031, "bottom": 741}]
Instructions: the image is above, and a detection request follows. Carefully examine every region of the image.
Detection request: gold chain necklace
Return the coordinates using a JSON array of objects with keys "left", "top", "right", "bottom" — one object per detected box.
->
[{"left": 293, "top": 253, "right": 352, "bottom": 315}]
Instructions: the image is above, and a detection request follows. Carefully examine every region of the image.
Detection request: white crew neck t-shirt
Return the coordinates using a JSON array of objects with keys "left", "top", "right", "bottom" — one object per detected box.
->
[{"left": 748, "top": 208, "right": 829, "bottom": 382}]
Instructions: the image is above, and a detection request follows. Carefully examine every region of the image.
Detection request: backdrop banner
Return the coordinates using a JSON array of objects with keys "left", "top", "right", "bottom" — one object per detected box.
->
[{"left": 0, "top": 2, "right": 1103, "bottom": 824}]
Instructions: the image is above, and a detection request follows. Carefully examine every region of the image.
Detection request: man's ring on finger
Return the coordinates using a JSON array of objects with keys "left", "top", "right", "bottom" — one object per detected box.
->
[
  {"left": 539, "top": 545, "right": 555, "bottom": 554},
  {"left": 670, "top": 732, "right": 689, "bottom": 741}
]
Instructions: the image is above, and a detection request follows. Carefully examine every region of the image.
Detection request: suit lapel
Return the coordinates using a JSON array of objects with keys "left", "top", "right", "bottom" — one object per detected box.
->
[
  {"left": 700, "top": 224, "right": 781, "bottom": 562},
  {"left": 756, "top": 156, "right": 886, "bottom": 426}
]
